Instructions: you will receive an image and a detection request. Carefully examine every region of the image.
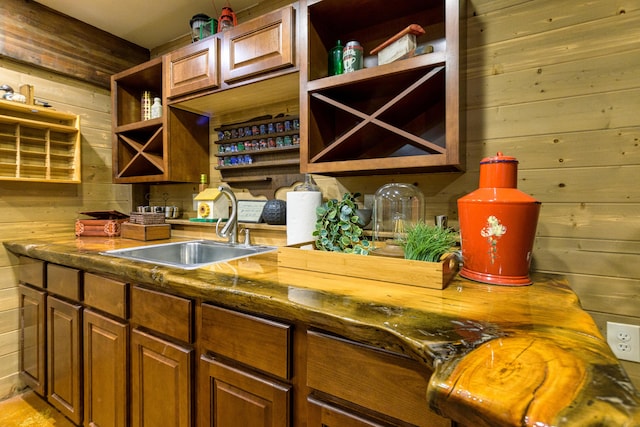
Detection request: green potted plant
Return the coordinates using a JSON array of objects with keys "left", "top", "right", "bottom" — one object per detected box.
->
[
  {"left": 313, "top": 192, "right": 371, "bottom": 255},
  {"left": 402, "top": 221, "right": 458, "bottom": 262}
]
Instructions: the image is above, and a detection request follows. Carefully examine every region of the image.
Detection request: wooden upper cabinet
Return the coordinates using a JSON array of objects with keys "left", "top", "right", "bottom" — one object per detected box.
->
[
  {"left": 222, "top": 6, "right": 296, "bottom": 84},
  {"left": 111, "top": 57, "right": 210, "bottom": 183},
  {"left": 300, "top": 0, "right": 464, "bottom": 175},
  {"left": 165, "top": 36, "right": 220, "bottom": 99}
]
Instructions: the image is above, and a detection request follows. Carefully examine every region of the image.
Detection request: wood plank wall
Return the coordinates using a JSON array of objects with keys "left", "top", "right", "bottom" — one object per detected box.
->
[
  {"left": 0, "top": 58, "right": 131, "bottom": 398},
  {"left": 0, "top": 0, "right": 149, "bottom": 89}
]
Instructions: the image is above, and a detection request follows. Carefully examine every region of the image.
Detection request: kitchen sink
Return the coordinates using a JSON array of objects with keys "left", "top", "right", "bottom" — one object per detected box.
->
[{"left": 101, "top": 240, "right": 277, "bottom": 269}]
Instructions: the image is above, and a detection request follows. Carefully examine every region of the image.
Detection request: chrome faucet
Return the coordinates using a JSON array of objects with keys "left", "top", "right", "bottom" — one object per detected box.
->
[{"left": 215, "top": 186, "right": 238, "bottom": 245}]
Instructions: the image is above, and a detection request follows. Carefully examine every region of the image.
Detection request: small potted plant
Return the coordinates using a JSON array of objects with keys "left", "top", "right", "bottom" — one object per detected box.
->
[
  {"left": 313, "top": 192, "right": 371, "bottom": 255},
  {"left": 402, "top": 221, "right": 458, "bottom": 262}
]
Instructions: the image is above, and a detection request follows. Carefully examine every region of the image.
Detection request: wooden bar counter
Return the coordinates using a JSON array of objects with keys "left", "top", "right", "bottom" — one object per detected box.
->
[{"left": 4, "top": 237, "right": 640, "bottom": 426}]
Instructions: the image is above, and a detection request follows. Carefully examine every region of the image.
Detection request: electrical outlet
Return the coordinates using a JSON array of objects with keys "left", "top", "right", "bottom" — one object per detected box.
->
[{"left": 607, "top": 322, "right": 640, "bottom": 362}]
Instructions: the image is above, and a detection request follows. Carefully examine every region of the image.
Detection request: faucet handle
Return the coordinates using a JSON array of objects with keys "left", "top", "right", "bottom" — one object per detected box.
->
[{"left": 243, "top": 228, "right": 251, "bottom": 246}]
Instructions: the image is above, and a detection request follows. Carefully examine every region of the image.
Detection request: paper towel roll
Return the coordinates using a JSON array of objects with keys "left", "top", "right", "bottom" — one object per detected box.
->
[{"left": 286, "top": 191, "right": 322, "bottom": 245}]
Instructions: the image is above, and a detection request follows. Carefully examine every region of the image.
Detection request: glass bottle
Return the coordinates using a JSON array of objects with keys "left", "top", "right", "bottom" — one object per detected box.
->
[
  {"left": 199, "top": 173, "right": 208, "bottom": 192},
  {"left": 294, "top": 174, "right": 320, "bottom": 192},
  {"left": 150, "top": 97, "right": 162, "bottom": 119},
  {"left": 328, "top": 40, "right": 344, "bottom": 76}
]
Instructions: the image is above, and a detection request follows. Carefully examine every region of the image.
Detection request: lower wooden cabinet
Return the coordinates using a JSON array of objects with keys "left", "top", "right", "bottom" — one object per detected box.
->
[
  {"left": 47, "top": 295, "right": 83, "bottom": 425},
  {"left": 130, "top": 328, "right": 193, "bottom": 427},
  {"left": 18, "top": 260, "right": 452, "bottom": 427},
  {"left": 18, "top": 284, "right": 46, "bottom": 396},
  {"left": 306, "top": 331, "right": 451, "bottom": 427},
  {"left": 83, "top": 309, "right": 128, "bottom": 427},
  {"left": 199, "top": 354, "right": 291, "bottom": 427}
]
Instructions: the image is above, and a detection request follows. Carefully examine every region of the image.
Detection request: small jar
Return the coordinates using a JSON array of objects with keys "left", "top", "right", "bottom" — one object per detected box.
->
[
  {"left": 150, "top": 97, "right": 162, "bottom": 119},
  {"left": 343, "top": 41, "right": 363, "bottom": 73}
]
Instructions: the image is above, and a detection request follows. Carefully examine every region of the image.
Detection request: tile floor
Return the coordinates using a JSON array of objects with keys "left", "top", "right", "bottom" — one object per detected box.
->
[{"left": 0, "top": 391, "right": 74, "bottom": 427}]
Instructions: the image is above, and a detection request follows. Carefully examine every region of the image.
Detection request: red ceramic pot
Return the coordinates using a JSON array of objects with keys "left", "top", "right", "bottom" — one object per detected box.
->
[{"left": 457, "top": 152, "right": 541, "bottom": 286}]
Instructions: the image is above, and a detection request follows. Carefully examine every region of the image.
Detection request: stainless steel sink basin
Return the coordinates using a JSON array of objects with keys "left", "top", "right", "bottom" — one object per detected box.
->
[{"left": 101, "top": 240, "right": 277, "bottom": 269}]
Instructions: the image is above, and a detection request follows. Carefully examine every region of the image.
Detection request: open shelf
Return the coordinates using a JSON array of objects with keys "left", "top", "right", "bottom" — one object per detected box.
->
[
  {"left": 300, "top": 0, "right": 463, "bottom": 175},
  {"left": 111, "top": 58, "right": 210, "bottom": 183},
  {"left": 0, "top": 99, "right": 80, "bottom": 183}
]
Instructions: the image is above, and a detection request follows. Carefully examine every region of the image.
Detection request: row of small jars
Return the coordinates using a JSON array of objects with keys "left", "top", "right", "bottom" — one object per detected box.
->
[
  {"left": 218, "top": 154, "right": 253, "bottom": 166},
  {"left": 218, "top": 118, "right": 300, "bottom": 141},
  {"left": 218, "top": 134, "right": 300, "bottom": 153}
]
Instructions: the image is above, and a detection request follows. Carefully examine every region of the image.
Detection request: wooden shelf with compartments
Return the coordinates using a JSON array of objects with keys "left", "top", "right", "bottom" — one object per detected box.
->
[
  {"left": 300, "top": 0, "right": 464, "bottom": 176},
  {"left": 0, "top": 99, "right": 81, "bottom": 183},
  {"left": 111, "top": 57, "right": 209, "bottom": 183}
]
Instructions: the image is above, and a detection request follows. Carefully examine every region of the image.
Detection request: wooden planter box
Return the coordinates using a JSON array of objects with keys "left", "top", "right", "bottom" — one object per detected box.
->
[{"left": 277, "top": 244, "right": 459, "bottom": 290}]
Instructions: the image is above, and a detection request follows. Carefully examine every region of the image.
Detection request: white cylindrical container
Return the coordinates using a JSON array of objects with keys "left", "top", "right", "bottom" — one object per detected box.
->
[
  {"left": 286, "top": 174, "right": 322, "bottom": 245},
  {"left": 286, "top": 191, "right": 322, "bottom": 245}
]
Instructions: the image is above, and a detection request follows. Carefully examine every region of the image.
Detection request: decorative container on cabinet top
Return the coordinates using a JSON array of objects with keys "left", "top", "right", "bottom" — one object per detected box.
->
[
  {"left": 457, "top": 152, "right": 541, "bottom": 286},
  {"left": 372, "top": 183, "right": 425, "bottom": 258}
]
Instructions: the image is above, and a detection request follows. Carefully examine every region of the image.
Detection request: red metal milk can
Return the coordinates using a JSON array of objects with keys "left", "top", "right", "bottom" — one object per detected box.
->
[{"left": 457, "top": 152, "right": 541, "bottom": 286}]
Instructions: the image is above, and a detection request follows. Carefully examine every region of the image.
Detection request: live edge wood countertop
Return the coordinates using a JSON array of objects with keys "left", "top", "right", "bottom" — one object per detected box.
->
[{"left": 4, "top": 237, "right": 640, "bottom": 427}]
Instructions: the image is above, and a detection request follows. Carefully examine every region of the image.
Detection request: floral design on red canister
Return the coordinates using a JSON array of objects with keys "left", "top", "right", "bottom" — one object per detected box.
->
[{"left": 480, "top": 216, "right": 507, "bottom": 264}]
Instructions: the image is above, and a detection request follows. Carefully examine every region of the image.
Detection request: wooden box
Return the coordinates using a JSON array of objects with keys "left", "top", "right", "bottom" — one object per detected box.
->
[
  {"left": 121, "top": 223, "right": 171, "bottom": 241},
  {"left": 277, "top": 245, "right": 459, "bottom": 290},
  {"left": 75, "top": 211, "right": 129, "bottom": 237}
]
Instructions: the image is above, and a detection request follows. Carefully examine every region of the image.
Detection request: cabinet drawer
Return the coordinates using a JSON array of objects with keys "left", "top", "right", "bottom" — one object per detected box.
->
[
  {"left": 222, "top": 6, "right": 295, "bottom": 83},
  {"left": 201, "top": 303, "right": 291, "bottom": 379},
  {"left": 306, "top": 331, "right": 450, "bottom": 427},
  {"left": 84, "top": 273, "right": 128, "bottom": 319},
  {"left": 131, "top": 286, "right": 193, "bottom": 343},
  {"left": 19, "top": 257, "right": 45, "bottom": 288},
  {"left": 165, "top": 36, "right": 220, "bottom": 98},
  {"left": 47, "top": 264, "right": 81, "bottom": 301},
  {"left": 308, "top": 396, "right": 389, "bottom": 427}
]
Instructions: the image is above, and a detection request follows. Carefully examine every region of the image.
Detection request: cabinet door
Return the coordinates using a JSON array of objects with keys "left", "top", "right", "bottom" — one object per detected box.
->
[
  {"left": 19, "top": 285, "right": 46, "bottom": 396},
  {"left": 131, "top": 328, "right": 193, "bottom": 427},
  {"left": 84, "top": 309, "right": 128, "bottom": 427},
  {"left": 47, "top": 296, "right": 82, "bottom": 426},
  {"left": 165, "top": 36, "right": 220, "bottom": 99},
  {"left": 199, "top": 354, "right": 291, "bottom": 427},
  {"left": 222, "top": 6, "right": 295, "bottom": 84}
]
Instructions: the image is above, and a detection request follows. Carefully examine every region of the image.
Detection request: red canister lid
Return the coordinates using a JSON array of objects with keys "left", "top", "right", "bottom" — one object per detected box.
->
[
  {"left": 479, "top": 152, "right": 518, "bottom": 188},
  {"left": 480, "top": 152, "right": 518, "bottom": 164}
]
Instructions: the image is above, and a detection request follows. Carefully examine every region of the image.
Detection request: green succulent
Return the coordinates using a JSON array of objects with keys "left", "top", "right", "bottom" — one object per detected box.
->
[{"left": 313, "top": 192, "right": 371, "bottom": 255}]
